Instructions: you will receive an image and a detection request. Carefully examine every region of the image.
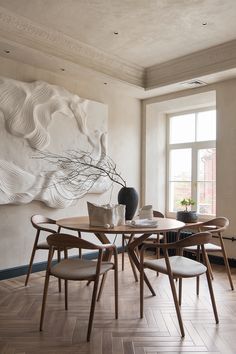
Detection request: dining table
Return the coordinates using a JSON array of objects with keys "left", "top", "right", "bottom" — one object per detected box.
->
[{"left": 57, "top": 216, "right": 185, "bottom": 295}]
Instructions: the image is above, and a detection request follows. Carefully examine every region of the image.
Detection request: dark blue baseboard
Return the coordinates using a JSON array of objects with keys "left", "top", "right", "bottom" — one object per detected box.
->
[{"left": 0, "top": 247, "right": 123, "bottom": 281}]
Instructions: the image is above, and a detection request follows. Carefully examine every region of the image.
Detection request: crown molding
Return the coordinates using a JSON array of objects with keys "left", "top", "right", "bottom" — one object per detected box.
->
[
  {"left": 145, "top": 39, "right": 236, "bottom": 89},
  {"left": 0, "top": 6, "right": 144, "bottom": 87},
  {"left": 1, "top": 6, "right": 236, "bottom": 92}
]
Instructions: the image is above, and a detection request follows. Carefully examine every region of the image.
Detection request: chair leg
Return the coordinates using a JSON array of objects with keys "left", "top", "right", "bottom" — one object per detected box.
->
[
  {"left": 65, "top": 280, "right": 68, "bottom": 310},
  {"left": 87, "top": 279, "right": 99, "bottom": 342},
  {"left": 97, "top": 273, "right": 107, "bottom": 301},
  {"left": 156, "top": 235, "right": 160, "bottom": 277},
  {"left": 140, "top": 266, "right": 144, "bottom": 318},
  {"left": 114, "top": 268, "right": 118, "bottom": 319},
  {"left": 78, "top": 232, "right": 82, "bottom": 259},
  {"left": 122, "top": 234, "right": 125, "bottom": 271},
  {"left": 220, "top": 240, "right": 234, "bottom": 290},
  {"left": 201, "top": 246, "right": 219, "bottom": 323},
  {"left": 167, "top": 273, "right": 185, "bottom": 337},
  {"left": 178, "top": 278, "right": 182, "bottom": 306},
  {"left": 205, "top": 271, "right": 219, "bottom": 323},
  {"left": 39, "top": 272, "right": 50, "bottom": 331},
  {"left": 206, "top": 253, "right": 214, "bottom": 280},
  {"left": 57, "top": 250, "right": 62, "bottom": 293},
  {"left": 196, "top": 246, "right": 200, "bottom": 296},
  {"left": 25, "top": 246, "right": 37, "bottom": 286}
]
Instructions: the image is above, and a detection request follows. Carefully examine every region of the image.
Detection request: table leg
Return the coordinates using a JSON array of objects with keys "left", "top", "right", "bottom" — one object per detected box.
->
[{"left": 128, "top": 233, "right": 156, "bottom": 296}]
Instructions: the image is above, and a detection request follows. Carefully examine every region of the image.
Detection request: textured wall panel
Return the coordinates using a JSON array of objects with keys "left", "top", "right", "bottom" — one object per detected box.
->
[{"left": 0, "top": 76, "right": 108, "bottom": 207}]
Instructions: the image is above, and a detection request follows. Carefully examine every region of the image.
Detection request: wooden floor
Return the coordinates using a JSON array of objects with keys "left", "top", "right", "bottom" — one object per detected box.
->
[{"left": 1, "top": 254, "right": 236, "bottom": 354}]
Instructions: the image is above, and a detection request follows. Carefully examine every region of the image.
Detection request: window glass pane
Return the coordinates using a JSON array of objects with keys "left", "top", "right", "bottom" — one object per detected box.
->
[
  {"left": 198, "top": 148, "right": 216, "bottom": 181},
  {"left": 169, "top": 149, "right": 191, "bottom": 181},
  {"left": 197, "top": 148, "right": 216, "bottom": 215},
  {"left": 197, "top": 181, "right": 216, "bottom": 215},
  {"left": 197, "top": 110, "right": 216, "bottom": 141},
  {"left": 169, "top": 114, "right": 195, "bottom": 144},
  {"left": 169, "top": 182, "right": 191, "bottom": 212}
]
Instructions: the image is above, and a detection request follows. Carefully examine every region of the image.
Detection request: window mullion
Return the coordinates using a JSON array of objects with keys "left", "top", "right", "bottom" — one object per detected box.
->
[{"left": 192, "top": 146, "right": 198, "bottom": 210}]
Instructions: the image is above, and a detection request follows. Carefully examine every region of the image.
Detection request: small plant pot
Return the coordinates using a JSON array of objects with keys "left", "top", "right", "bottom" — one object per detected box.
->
[{"left": 176, "top": 211, "right": 198, "bottom": 223}]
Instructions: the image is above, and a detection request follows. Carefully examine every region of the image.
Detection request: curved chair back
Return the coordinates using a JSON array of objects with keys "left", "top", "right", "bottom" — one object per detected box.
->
[
  {"left": 47, "top": 233, "right": 110, "bottom": 251},
  {"left": 153, "top": 210, "right": 164, "bottom": 218},
  {"left": 31, "top": 214, "right": 58, "bottom": 232},
  {"left": 201, "top": 217, "right": 229, "bottom": 234}
]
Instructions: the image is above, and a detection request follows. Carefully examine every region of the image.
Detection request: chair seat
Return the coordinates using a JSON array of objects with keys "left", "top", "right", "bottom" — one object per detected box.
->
[
  {"left": 144, "top": 256, "right": 207, "bottom": 278},
  {"left": 184, "top": 243, "right": 221, "bottom": 252},
  {"left": 124, "top": 233, "right": 164, "bottom": 241},
  {"left": 37, "top": 242, "right": 50, "bottom": 249},
  {"left": 51, "top": 258, "right": 114, "bottom": 280}
]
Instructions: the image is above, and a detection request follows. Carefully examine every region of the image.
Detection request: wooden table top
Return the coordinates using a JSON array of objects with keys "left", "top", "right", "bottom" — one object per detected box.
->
[{"left": 57, "top": 216, "right": 185, "bottom": 234}]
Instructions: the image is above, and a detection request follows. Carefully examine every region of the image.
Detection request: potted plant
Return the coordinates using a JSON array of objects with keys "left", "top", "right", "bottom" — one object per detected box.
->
[{"left": 176, "top": 198, "right": 198, "bottom": 223}]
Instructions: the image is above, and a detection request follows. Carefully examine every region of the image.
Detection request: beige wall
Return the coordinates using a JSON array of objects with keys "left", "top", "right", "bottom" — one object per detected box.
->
[
  {"left": 0, "top": 57, "right": 141, "bottom": 270},
  {"left": 142, "top": 79, "right": 236, "bottom": 258},
  {"left": 216, "top": 80, "right": 236, "bottom": 238}
]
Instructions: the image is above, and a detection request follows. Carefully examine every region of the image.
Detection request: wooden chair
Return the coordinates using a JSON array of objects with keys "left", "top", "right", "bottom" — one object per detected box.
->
[
  {"left": 39, "top": 233, "right": 118, "bottom": 342},
  {"left": 121, "top": 210, "right": 165, "bottom": 279},
  {"left": 183, "top": 217, "right": 234, "bottom": 291},
  {"left": 25, "top": 215, "right": 62, "bottom": 288},
  {"left": 140, "top": 232, "right": 219, "bottom": 337}
]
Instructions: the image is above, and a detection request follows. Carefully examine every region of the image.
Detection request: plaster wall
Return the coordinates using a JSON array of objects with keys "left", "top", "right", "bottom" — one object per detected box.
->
[{"left": 0, "top": 57, "right": 141, "bottom": 270}]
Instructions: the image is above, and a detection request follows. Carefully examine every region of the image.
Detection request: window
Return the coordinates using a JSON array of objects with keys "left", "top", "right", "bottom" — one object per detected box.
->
[{"left": 167, "top": 108, "right": 216, "bottom": 216}]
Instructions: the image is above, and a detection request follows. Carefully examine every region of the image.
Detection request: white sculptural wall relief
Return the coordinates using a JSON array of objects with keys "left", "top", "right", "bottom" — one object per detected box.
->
[{"left": 0, "top": 76, "right": 108, "bottom": 208}]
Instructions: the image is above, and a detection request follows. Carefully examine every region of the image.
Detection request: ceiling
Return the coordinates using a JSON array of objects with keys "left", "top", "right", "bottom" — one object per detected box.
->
[{"left": 0, "top": 0, "right": 236, "bottom": 98}]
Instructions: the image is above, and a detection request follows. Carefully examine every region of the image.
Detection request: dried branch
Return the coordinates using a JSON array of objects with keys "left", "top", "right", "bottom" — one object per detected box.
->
[{"left": 34, "top": 149, "right": 126, "bottom": 196}]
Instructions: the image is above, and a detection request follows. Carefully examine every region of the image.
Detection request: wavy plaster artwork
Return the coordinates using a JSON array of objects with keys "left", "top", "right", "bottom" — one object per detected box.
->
[{"left": 0, "top": 76, "right": 108, "bottom": 208}]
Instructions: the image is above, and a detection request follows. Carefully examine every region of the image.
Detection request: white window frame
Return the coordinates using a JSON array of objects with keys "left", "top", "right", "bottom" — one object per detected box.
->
[{"left": 166, "top": 107, "right": 216, "bottom": 219}]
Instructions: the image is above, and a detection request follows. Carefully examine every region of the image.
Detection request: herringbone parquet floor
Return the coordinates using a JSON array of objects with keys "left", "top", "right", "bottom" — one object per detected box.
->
[{"left": 0, "top": 254, "right": 236, "bottom": 354}]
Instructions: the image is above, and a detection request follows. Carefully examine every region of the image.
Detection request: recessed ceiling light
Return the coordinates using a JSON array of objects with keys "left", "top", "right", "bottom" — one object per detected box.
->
[
  {"left": 4, "top": 50, "right": 10, "bottom": 54},
  {"left": 202, "top": 22, "right": 208, "bottom": 26},
  {"left": 113, "top": 31, "right": 119, "bottom": 35}
]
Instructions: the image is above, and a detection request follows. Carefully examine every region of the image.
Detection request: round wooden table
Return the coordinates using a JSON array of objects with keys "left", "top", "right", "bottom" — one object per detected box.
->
[{"left": 57, "top": 216, "right": 185, "bottom": 295}]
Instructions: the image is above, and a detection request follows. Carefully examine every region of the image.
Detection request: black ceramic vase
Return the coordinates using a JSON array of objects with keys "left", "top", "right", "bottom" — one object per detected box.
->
[{"left": 118, "top": 187, "right": 139, "bottom": 220}]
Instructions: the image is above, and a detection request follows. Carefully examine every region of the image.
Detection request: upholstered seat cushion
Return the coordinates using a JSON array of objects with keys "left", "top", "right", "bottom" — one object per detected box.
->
[
  {"left": 37, "top": 242, "right": 50, "bottom": 249},
  {"left": 51, "top": 258, "right": 114, "bottom": 280},
  {"left": 144, "top": 256, "right": 207, "bottom": 278},
  {"left": 124, "top": 233, "right": 164, "bottom": 241},
  {"left": 184, "top": 243, "right": 221, "bottom": 252}
]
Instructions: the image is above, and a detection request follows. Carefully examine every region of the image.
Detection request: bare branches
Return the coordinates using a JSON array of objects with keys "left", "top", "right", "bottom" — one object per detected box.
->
[{"left": 34, "top": 149, "right": 126, "bottom": 196}]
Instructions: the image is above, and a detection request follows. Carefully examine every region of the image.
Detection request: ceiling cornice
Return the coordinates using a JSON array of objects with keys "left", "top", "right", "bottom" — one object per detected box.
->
[
  {"left": 1, "top": 6, "right": 236, "bottom": 93},
  {"left": 145, "top": 39, "right": 236, "bottom": 89},
  {"left": 0, "top": 6, "right": 144, "bottom": 87}
]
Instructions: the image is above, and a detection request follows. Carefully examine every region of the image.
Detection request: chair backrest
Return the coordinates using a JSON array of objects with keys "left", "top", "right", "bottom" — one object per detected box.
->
[
  {"left": 174, "top": 231, "right": 212, "bottom": 249},
  {"left": 141, "top": 232, "right": 212, "bottom": 252},
  {"left": 46, "top": 233, "right": 116, "bottom": 275},
  {"left": 153, "top": 210, "right": 164, "bottom": 218},
  {"left": 31, "top": 214, "right": 58, "bottom": 233},
  {"left": 201, "top": 217, "right": 229, "bottom": 234},
  {"left": 47, "top": 233, "right": 104, "bottom": 251}
]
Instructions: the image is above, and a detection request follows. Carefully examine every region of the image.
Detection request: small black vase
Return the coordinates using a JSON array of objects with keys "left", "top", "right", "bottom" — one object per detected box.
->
[{"left": 118, "top": 187, "right": 139, "bottom": 220}]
